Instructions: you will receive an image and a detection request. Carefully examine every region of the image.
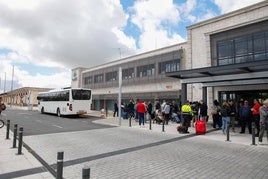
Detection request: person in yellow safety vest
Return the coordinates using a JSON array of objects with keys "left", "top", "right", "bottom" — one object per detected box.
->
[{"left": 181, "top": 100, "right": 193, "bottom": 133}]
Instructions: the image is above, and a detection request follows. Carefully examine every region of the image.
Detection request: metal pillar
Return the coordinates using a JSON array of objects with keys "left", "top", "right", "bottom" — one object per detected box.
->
[
  {"left": 181, "top": 83, "right": 187, "bottom": 105},
  {"left": 202, "top": 87, "right": 207, "bottom": 103}
]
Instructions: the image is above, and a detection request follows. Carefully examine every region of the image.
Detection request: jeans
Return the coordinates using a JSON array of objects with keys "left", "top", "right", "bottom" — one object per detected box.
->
[
  {"left": 222, "top": 116, "right": 230, "bottom": 133},
  {"left": 138, "top": 112, "right": 145, "bottom": 126}
]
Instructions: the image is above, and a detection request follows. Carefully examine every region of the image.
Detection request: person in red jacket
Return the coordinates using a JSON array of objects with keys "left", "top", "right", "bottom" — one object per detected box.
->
[
  {"left": 136, "top": 99, "right": 147, "bottom": 127},
  {"left": 251, "top": 98, "right": 261, "bottom": 137}
]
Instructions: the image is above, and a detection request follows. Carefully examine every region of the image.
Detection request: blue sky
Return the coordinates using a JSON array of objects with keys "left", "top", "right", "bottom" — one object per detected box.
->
[{"left": 0, "top": 0, "right": 265, "bottom": 92}]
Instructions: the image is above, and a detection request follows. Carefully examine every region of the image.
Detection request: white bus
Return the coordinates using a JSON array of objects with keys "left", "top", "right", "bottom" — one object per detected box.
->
[{"left": 37, "top": 88, "right": 92, "bottom": 116}]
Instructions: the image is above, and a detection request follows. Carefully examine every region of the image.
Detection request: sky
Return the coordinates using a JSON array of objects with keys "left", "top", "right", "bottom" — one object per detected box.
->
[{"left": 0, "top": 0, "right": 265, "bottom": 93}]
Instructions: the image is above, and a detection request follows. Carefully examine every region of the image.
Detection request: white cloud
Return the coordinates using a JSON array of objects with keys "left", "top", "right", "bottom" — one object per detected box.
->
[
  {"left": 195, "top": 9, "right": 218, "bottom": 22},
  {"left": 20, "top": 71, "right": 70, "bottom": 89},
  {"left": 0, "top": 0, "right": 42, "bottom": 10},
  {"left": 0, "top": 54, "right": 70, "bottom": 93},
  {"left": 0, "top": 0, "right": 136, "bottom": 90},
  {"left": 112, "top": 27, "right": 137, "bottom": 51},
  {"left": 177, "top": 0, "right": 197, "bottom": 22},
  {"left": 130, "top": 0, "right": 185, "bottom": 52},
  {"left": 0, "top": 0, "right": 134, "bottom": 69},
  {"left": 213, "top": 0, "right": 265, "bottom": 14}
]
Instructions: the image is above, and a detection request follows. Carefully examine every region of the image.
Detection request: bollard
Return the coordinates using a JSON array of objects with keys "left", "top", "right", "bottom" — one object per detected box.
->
[
  {"left": 105, "top": 107, "right": 108, "bottom": 117},
  {"left": 149, "top": 116, "right": 152, "bottom": 130},
  {"left": 82, "top": 166, "right": 90, "bottom": 179},
  {"left": 57, "top": 151, "right": 64, "bottom": 179},
  {"left": 129, "top": 116, "right": 131, "bottom": 127},
  {"left": 6, "top": 120, "right": 10, "bottom": 139},
  {"left": 226, "top": 121, "right": 230, "bottom": 142},
  {"left": 18, "top": 127, "right": 23, "bottom": 155},
  {"left": 251, "top": 121, "right": 256, "bottom": 145},
  {"left": 13, "top": 124, "right": 18, "bottom": 148},
  {"left": 162, "top": 120, "right": 165, "bottom": 132}
]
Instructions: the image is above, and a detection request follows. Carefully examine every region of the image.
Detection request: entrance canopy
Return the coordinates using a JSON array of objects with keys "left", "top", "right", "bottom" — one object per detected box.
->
[
  {"left": 166, "top": 60, "right": 268, "bottom": 87},
  {"left": 166, "top": 60, "right": 268, "bottom": 103}
]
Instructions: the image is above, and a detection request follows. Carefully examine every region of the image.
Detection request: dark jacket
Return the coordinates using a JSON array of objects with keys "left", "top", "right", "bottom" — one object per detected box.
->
[
  {"left": 239, "top": 105, "right": 251, "bottom": 118},
  {"left": 229, "top": 104, "right": 236, "bottom": 117},
  {"left": 199, "top": 103, "right": 208, "bottom": 116},
  {"left": 147, "top": 103, "right": 153, "bottom": 115},
  {"left": 221, "top": 105, "right": 231, "bottom": 117}
]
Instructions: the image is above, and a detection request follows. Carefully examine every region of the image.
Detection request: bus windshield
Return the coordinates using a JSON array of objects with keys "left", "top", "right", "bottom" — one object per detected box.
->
[{"left": 72, "top": 89, "right": 91, "bottom": 100}]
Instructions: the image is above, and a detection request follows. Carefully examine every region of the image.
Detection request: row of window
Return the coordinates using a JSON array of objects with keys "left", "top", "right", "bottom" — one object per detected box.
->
[
  {"left": 217, "top": 31, "right": 268, "bottom": 65},
  {"left": 83, "top": 60, "right": 180, "bottom": 85},
  {"left": 37, "top": 91, "right": 70, "bottom": 101},
  {"left": 37, "top": 89, "right": 92, "bottom": 101}
]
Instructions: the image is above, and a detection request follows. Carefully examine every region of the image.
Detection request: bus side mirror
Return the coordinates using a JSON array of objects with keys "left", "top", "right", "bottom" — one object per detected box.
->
[{"left": 67, "top": 103, "right": 69, "bottom": 106}]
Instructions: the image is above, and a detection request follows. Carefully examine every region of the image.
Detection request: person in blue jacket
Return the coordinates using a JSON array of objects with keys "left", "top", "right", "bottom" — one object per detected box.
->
[{"left": 239, "top": 100, "right": 252, "bottom": 134}]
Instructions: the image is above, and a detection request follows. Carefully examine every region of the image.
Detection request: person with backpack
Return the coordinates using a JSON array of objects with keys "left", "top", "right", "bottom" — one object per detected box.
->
[
  {"left": 127, "top": 100, "right": 135, "bottom": 120},
  {"left": 211, "top": 100, "right": 222, "bottom": 129},
  {"left": 221, "top": 101, "right": 231, "bottom": 134}
]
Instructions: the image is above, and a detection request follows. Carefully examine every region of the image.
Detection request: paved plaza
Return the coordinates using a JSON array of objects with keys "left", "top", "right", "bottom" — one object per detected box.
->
[{"left": 1, "top": 109, "right": 268, "bottom": 178}]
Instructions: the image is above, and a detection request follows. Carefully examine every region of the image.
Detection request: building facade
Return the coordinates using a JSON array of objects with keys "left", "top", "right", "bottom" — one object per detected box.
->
[
  {"left": 72, "top": 43, "right": 186, "bottom": 110},
  {"left": 168, "top": 1, "right": 268, "bottom": 106},
  {"left": 0, "top": 87, "right": 52, "bottom": 107},
  {"left": 72, "top": 1, "right": 268, "bottom": 111}
]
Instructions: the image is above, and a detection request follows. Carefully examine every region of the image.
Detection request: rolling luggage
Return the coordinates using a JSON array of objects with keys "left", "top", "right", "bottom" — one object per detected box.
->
[{"left": 195, "top": 119, "right": 206, "bottom": 134}]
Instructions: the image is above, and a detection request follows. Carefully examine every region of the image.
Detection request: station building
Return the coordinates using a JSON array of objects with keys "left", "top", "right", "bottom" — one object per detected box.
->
[
  {"left": 72, "top": 43, "right": 186, "bottom": 110},
  {"left": 72, "top": 1, "right": 268, "bottom": 111}
]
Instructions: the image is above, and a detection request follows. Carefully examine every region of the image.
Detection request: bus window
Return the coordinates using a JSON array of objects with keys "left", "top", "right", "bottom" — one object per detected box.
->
[{"left": 72, "top": 89, "right": 91, "bottom": 100}]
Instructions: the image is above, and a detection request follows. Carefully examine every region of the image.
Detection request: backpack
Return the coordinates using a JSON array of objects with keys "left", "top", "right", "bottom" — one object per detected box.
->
[{"left": 221, "top": 106, "right": 230, "bottom": 117}]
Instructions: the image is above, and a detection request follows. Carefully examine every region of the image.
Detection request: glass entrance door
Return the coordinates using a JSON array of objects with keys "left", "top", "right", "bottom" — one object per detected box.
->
[{"left": 219, "top": 90, "right": 268, "bottom": 105}]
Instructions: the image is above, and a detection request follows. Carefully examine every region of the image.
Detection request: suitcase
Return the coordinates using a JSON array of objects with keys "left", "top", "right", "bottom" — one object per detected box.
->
[{"left": 195, "top": 120, "right": 206, "bottom": 134}]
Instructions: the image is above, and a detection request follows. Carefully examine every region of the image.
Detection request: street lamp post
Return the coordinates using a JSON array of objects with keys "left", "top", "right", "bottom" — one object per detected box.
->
[
  {"left": 10, "top": 65, "right": 14, "bottom": 107},
  {"left": 118, "top": 67, "right": 122, "bottom": 126}
]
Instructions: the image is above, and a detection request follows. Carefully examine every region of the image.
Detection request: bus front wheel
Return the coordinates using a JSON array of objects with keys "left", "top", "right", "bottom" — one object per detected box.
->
[{"left": 57, "top": 108, "right": 61, "bottom": 117}]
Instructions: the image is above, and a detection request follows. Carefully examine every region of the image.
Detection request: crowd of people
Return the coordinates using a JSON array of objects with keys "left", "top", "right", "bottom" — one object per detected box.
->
[
  {"left": 112, "top": 98, "right": 268, "bottom": 142},
  {"left": 113, "top": 99, "right": 202, "bottom": 131},
  {"left": 209, "top": 98, "right": 268, "bottom": 144},
  {"left": 113, "top": 99, "right": 180, "bottom": 127}
]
